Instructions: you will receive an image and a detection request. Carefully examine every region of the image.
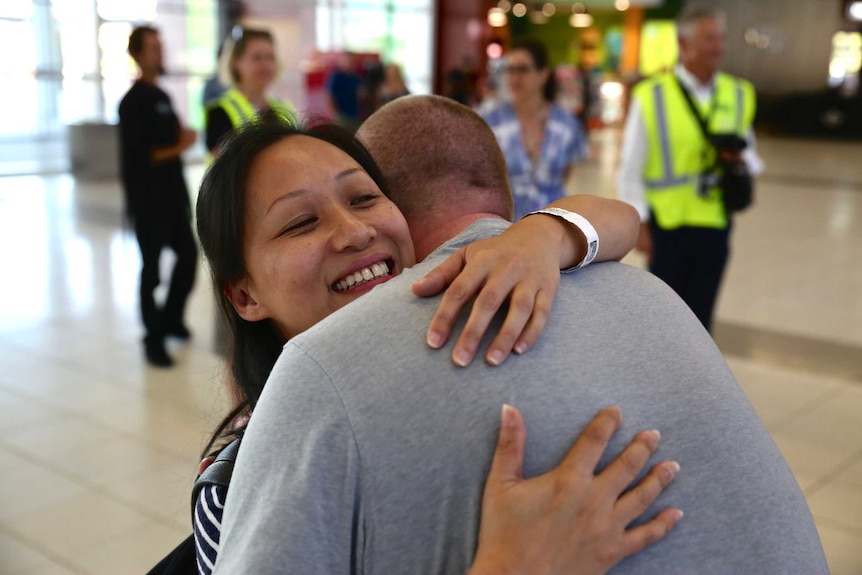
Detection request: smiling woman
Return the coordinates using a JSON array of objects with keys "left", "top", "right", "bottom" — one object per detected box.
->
[
  {"left": 226, "top": 133, "right": 414, "bottom": 339},
  {"left": 197, "top": 121, "right": 392, "bottom": 412}
]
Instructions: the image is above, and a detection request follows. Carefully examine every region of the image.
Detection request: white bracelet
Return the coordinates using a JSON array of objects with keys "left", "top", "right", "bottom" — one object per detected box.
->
[{"left": 522, "top": 207, "right": 600, "bottom": 272}]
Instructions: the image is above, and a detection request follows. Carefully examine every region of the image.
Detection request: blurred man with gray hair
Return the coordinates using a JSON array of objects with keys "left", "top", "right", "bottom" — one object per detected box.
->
[{"left": 617, "top": 4, "right": 763, "bottom": 332}]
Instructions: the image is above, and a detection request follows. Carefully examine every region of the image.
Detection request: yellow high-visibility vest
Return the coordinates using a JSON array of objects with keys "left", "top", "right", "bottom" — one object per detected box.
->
[
  {"left": 207, "top": 87, "right": 296, "bottom": 128},
  {"left": 633, "top": 71, "right": 756, "bottom": 230},
  {"left": 205, "top": 88, "right": 296, "bottom": 163}
]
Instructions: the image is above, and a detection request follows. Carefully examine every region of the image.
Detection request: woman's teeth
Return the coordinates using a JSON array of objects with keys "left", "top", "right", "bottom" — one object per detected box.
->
[{"left": 333, "top": 261, "right": 391, "bottom": 292}]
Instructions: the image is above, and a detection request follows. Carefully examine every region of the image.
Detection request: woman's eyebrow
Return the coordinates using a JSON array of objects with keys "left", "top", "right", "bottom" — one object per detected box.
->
[
  {"left": 335, "top": 167, "right": 363, "bottom": 181},
  {"left": 266, "top": 188, "right": 308, "bottom": 215},
  {"left": 265, "top": 167, "right": 365, "bottom": 215}
]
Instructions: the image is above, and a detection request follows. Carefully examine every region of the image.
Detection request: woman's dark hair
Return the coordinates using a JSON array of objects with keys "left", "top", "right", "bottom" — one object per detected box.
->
[
  {"left": 229, "top": 28, "right": 274, "bottom": 84},
  {"left": 196, "top": 115, "right": 390, "bottom": 456},
  {"left": 511, "top": 39, "right": 557, "bottom": 103}
]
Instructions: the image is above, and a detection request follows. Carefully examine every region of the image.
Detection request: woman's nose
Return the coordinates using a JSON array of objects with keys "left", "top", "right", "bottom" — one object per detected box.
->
[{"left": 330, "top": 210, "right": 375, "bottom": 252}]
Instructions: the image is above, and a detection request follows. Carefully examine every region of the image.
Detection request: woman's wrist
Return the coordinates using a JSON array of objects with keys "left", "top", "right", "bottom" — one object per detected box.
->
[{"left": 521, "top": 208, "right": 598, "bottom": 271}]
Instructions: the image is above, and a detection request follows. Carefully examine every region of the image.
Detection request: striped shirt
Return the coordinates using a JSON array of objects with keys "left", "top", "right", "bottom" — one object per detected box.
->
[
  {"left": 481, "top": 102, "right": 587, "bottom": 219},
  {"left": 194, "top": 484, "right": 227, "bottom": 575}
]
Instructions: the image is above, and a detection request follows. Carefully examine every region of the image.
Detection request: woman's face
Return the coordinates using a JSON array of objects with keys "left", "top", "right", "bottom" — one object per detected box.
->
[
  {"left": 505, "top": 49, "right": 547, "bottom": 102},
  {"left": 231, "top": 135, "right": 415, "bottom": 339},
  {"left": 234, "top": 38, "right": 277, "bottom": 90}
]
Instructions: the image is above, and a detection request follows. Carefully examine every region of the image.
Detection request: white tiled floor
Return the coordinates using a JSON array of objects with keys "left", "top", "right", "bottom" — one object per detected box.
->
[{"left": 1, "top": 131, "right": 861, "bottom": 574}]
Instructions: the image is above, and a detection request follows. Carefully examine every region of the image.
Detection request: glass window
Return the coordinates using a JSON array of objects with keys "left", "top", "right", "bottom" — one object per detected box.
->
[
  {"left": 386, "top": 0, "right": 430, "bottom": 7},
  {"left": 0, "top": 0, "right": 34, "bottom": 20},
  {"left": 0, "top": 19, "right": 40, "bottom": 137},
  {"left": 97, "top": 0, "right": 156, "bottom": 22},
  {"left": 2, "top": 0, "right": 216, "bottom": 162},
  {"left": 391, "top": 10, "right": 432, "bottom": 92},
  {"left": 315, "top": 0, "right": 433, "bottom": 94}
]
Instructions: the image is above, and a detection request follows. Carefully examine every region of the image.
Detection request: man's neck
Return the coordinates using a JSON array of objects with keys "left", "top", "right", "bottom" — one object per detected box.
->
[
  {"left": 138, "top": 71, "right": 158, "bottom": 86},
  {"left": 410, "top": 213, "right": 505, "bottom": 262},
  {"left": 680, "top": 62, "right": 715, "bottom": 87}
]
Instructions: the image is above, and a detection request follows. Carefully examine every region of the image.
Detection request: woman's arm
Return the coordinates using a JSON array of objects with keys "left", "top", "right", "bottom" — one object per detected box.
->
[
  {"left": 412, "top": 195, "right": 639, "bottom": 367},
  {"left": 469, "top": 405, "right": 682, "bottom": 575}
]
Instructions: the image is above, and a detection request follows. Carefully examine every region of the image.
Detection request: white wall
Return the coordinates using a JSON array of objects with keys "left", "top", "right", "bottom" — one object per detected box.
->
[{"left": 717, "top": 0, "right": 847, "bottom": 96}]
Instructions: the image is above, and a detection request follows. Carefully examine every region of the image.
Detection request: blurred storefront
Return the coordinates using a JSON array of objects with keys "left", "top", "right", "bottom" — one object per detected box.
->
[
  {"left": 447, "top": 0, "right": 862, "bottom": 137},
  {"left": 4, "top": 0, "right": 862, "bottom": 176}
]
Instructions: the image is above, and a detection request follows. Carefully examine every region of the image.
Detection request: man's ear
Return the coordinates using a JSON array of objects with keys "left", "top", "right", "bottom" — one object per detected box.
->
[{"left": 225, "top": 278, "right": 270, "bottom": 323}]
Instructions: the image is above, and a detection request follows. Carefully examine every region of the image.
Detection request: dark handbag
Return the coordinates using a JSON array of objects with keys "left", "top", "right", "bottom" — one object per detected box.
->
[
  {"left": 677, "top": 79, "right": 754, "bottom": 213},
  {"left": 716, "top": 154, "right": 753, "bottom": 213}
]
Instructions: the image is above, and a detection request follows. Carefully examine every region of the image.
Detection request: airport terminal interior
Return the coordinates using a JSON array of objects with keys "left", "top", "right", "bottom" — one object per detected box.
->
[{"left": 2, "top": 0, "right": 862, "bottom": 573}]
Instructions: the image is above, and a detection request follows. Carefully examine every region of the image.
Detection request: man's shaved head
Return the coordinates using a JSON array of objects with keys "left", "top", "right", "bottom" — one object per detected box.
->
[{"left": 357, "top": 95, "right": 513, "bottom": 224}]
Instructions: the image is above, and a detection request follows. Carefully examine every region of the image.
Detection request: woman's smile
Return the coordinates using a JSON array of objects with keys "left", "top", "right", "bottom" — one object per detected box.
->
[{"left": 332, "top": 257, "right": 394, "bottom": 293}]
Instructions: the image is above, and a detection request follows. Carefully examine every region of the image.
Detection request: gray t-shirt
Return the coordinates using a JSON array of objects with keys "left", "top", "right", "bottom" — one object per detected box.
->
[{"left": 214, "top": 219, "right": 827, "bottom": 575}]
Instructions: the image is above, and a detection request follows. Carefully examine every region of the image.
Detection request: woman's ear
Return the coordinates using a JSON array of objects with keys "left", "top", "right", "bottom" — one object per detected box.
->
[{"left": 225, "top": 279, "right": 270, "bottom": 322}]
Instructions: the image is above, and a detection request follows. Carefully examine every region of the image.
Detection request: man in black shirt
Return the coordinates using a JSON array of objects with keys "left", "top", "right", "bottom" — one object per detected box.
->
[{"left": 118, "top": 26, "right": 198, "bottom": 368}]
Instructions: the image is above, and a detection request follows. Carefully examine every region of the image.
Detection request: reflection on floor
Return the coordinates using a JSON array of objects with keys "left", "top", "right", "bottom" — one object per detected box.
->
[{"left": 0, "top": 132, "right": 861, "bottom": 574}]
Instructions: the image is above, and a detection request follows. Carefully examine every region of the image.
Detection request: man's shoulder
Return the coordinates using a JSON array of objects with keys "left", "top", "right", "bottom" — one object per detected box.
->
[
  {"left": 560, "top": 261, "right": 677, "bottom": 304},
  {"left": 294, "top": 259, "right": 680, "bottom": 362},
  {"left": 119, "top": 82, "right": 144, "bottom": 111},
  {"left": 119, "top": 82, "right": 164, "bottom": 110}
]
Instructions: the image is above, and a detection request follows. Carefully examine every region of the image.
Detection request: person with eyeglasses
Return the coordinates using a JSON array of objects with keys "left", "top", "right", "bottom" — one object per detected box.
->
[
  {"left": 481, "top": 40, "right": 588, "bottom": 220},
  {"left": 204, "top": 27, "right": 296, "bottom": 157}
]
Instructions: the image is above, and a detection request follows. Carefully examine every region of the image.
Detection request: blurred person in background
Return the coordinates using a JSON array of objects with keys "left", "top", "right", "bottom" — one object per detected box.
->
[
  {"left": 444, "top": 56, "right": 479, "bottom": 107},
  {"left": 377, "top": 63, "right": 410, "bottom": 107},
  {"left": 616, "top": 4, "right": 763, "bottom": 332},
  {"left": 201, "top": 34, "right": 233, "bottom": 105},
  {"left": 481, "top": 40, "right": 588, "bottom": 219},
  {"left": 326, "top": 52, "right": 364, "bottom": 132},
  {"left": 118, "top": 26, "right": 198, "bottom": 368},
  {"left": 205, "top": 27, "right": 296, "bottom": 156}
]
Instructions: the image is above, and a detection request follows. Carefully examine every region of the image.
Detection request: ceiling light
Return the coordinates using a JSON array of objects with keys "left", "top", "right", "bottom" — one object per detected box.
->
[
  {"left": 529, "top": 11, "right": 548, "bottom": 24},
  {"left": 488, "top": 7, "right": 508, "bottom": 27},
  {"left": 570, "top": 13, "right": 593, "bottom": 28}
]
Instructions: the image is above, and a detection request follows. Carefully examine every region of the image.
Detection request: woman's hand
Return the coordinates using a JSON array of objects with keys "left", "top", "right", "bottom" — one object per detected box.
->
[
  {"left": 412, "top": 214, "right": 563, "bottom": 367},
  {"left": 468, "top": 405, "right": 682, "bottom": 575},
  {"left": 412, "top": 196, "right": 638, "bottom": 367}
]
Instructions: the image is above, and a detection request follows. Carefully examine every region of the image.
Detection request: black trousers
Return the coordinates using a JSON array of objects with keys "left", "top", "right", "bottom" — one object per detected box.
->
[
  {"left": 134, "top": 212, "right": 198, "bottom": 344},
  {"left": 649, "top": 220, "right": 730, "bottom": 333}
]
